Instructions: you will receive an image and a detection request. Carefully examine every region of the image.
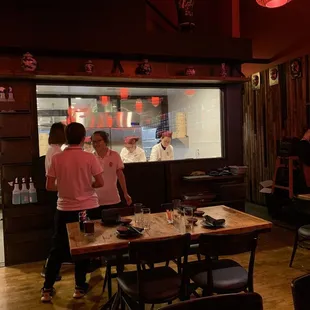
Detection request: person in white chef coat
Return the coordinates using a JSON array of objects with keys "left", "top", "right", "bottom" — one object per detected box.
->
[
  {"left": 120, "top": 136, "right": 147, "bottom": 163},
  {"left": 149, "top": 131, "right": 174, "bottom": 161}
]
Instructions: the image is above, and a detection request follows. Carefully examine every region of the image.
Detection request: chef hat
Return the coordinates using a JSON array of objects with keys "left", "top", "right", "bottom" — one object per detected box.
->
[
  {"left": 161, "top": 131, "right": 172, "bottom": 138},
  {"left": 124, "top": 136, "right": 139, "bottom": 144}
]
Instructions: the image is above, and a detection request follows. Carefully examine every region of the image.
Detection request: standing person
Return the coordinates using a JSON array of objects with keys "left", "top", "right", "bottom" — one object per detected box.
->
[
  {"left": 120, "top": 136, "right": 146, "bottom": 163},
  {"left": 149, "top": 131, "right": 174, "bottom": 161},
  {"left": 41, "top": 122, "right": 104, "bottom": 302},
  {"left": 41, "top": 122, "right": 66, "bottom": 280},
  {"left": 91, "top": 131, "right": 132, "bottom": 218}
]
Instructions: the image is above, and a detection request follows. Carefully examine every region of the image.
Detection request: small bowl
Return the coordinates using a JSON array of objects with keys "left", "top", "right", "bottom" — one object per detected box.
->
[
  {"left": 187, "top": 217, "right": 198, "bottom": 225},
  {"left": 117, "top": 226, "right": 129, "bottom": 234},
  {"left": 194, "top": 210, "right": 205, "bottom": 217},
  {"left": 119, "top": 218, "right": 132, "bottom": 225}
]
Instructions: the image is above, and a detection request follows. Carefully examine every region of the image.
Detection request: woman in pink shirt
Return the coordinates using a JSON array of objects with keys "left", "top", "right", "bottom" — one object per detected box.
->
[{"left": 91, "top": 131, "right": 132, "bottom": 219}]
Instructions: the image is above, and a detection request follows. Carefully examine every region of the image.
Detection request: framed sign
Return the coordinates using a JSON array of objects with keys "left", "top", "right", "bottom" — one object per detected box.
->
[
  {"left": 290, "top": 58, "right": 302, "bottom": 79},
  {"left": 269, "top": 66, "right": 279, "bottom": 86},
  {"left": 252, "top": 72, "right": 261, "bottom": 90}
]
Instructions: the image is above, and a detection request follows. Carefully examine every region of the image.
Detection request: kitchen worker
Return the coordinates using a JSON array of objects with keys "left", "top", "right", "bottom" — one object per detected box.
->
[
  {"left": 91, "top": 131, "right": 132, "bottom": 218},
  {"left": 120, "top": 136, "right": 146, "bottom": 163},
  {"left": 149, "top": 131, "right": 174, "bottom": 161}
]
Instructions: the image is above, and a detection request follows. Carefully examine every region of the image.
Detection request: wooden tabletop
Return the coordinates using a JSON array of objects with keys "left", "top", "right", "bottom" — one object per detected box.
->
[{"left": 67, "top": 205, "right": 272, "bottom": 258}]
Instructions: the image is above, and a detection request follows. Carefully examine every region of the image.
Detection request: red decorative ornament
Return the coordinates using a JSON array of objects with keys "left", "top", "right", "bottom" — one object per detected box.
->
[
  {"left": 100, "top": 96, "right": 109, "bottom": 106},
  {"left": 185, "top": 89, "right": 196, "bottom": 97},
  {"left": 151, "top": 96, "right": 160, "bottom": 107},
  {"left": 135, "top": 99, "right": 143, "bottom": 114},
  {"left": 256, "top": 0, "right": 292, "bottom": 8},
  {"left": 107, "top": 115, "right": 113, "bottom": 127},
  {"left": 120, "top": 88, "right": 129, "bottom": 100}
]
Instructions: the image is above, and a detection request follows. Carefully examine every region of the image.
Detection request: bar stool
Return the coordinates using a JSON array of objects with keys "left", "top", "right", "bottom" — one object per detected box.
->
[{"left": 290, "top": 194, "right": 310, "bottom": 267}]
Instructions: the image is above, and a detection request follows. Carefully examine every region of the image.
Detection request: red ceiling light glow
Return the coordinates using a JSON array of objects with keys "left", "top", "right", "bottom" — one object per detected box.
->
[
  {"left": 151, "top": 96, "right": 160, "bottom": 107},
  {"left": 135, "top": 99, "right": 143, "bottom": 114},
  {"left": 185, "top": 89, "right": 196, "bottom": 97},
  {"left": 120, "top": 88, "right": 129, "bottom": 100},
  {"left": 107, "top": 115, "right": 113, "bottom": 128},
  {"left": 100, "top": 96, "right": 109, "bottom": 106},
  {"left": 256, "top": 0, "right": 292, "bottom": 8}
]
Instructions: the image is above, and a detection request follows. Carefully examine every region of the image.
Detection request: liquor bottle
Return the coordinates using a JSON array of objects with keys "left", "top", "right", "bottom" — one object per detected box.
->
[
  {"left": 12, "top": 178, "right": 21, "bottom": 205},
  {"left": 20, "top": 177, "right": 29, "bottom": 204},
  {"left": 28, "top": 177, "right": 37, "bottom": 203}
]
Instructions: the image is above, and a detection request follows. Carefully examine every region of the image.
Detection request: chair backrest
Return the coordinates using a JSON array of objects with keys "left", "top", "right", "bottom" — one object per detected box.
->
[
  {"left": 198, "top": 231, "right": 258, "bottom": 257},
  {"left": 158, "top": 293, "right": 263, "bottom": 310},
  {"left": 291, "top": 274, "right": 310, "bottom": 310},
  {"left": 128, "top": 233, "right": 190, "bottom": 265},
  {"left": 102, "top": 207, "right": 134, "bottom": 219}
]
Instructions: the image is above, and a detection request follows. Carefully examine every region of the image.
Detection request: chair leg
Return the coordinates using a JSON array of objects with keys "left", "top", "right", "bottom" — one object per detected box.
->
[
  {"left": 165, "top": 261, "right": 170, "bottom": 267},
  {"left": 102, "top": 267, "right": 108, "bottom": 294},
  {"left": 197, "top": 253, "right": 201, "bottom": 261},
  {"left": 289, "top": 232, "right": 299, "bottom": 267},
  {"left": 107, "top": 265, "right": 112, "bottom": 299}
]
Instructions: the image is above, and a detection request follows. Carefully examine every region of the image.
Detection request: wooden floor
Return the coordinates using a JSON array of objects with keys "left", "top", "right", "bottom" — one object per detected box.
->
[{"left": 0, "top": 224, "right": 308, "bottom": 310}]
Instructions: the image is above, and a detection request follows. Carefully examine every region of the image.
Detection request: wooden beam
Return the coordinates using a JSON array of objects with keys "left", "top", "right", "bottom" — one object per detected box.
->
[{"left": 232, "top": 0, "right": 240, "bottom": 38}]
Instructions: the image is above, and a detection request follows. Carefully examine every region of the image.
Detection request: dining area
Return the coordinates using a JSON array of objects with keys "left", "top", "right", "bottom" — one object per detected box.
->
[{"left": 67, "top": 204, "right": 272, "bottom": 310}]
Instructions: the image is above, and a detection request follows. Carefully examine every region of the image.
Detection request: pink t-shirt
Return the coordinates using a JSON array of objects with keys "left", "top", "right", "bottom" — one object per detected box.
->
[
  {"left": 47, "top": 146, "right": 103, "bottom": 211},
  {"left": 94, "top": 149, "right": 124, "bottom": 205}
]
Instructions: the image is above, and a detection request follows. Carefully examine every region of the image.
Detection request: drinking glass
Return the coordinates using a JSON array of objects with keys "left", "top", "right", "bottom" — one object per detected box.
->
[
  {"left": 184, "top": 206, "right": 194, "bottom": 230},
  {"left": 134, "top": 203, "right": 143, "bottom": 227},
  {"left": 142, "top": 207, "right": 151, "bottom": 230}
]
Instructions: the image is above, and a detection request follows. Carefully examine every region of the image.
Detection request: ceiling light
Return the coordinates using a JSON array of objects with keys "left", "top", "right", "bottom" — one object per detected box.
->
[
  {"left": 256, "top": 0, "right": 292, "bottom": 8},
  {"left": 75, "top": 97, "right": 82, "bottom": 100}
]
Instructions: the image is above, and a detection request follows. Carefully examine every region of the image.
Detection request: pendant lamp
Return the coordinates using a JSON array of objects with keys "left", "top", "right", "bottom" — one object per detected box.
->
[{"left": 256, "top": 0, "right": 292, "bottom": 8}]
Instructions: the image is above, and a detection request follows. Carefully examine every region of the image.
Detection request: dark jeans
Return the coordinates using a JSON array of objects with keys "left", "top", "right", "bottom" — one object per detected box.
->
[
  {"left": 44, "top": 209, "right": 96, "bottom": 289},
  {"left": 89, "top": 202, "right": 123, "bottom": 220}
]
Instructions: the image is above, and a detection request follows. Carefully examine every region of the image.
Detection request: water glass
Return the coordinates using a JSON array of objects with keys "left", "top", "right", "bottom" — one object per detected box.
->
[
  {"left": 184, "top": 206, "right": 194, "bottom": 230},
  {"left": 134, "top": 203, "right": 143, "bottom": 227},
  {"left": 142, "top": 207, "right": 151, "bottom": 230}
]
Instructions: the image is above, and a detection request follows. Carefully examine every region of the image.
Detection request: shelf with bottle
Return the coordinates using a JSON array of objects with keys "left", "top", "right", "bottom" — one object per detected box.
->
[{"left": 12, "top": 177, "right": 37, "bottom": 206}]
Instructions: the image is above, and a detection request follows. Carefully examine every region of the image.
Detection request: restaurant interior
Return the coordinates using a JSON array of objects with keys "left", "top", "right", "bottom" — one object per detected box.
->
[{"left": 1, "top": 0, "right": 310, "bottom": 309}]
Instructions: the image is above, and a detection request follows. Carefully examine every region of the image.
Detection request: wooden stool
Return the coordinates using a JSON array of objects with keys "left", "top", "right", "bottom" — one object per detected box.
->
[{"left": 272, "top": 156, "right": 299, "bottom": 199}]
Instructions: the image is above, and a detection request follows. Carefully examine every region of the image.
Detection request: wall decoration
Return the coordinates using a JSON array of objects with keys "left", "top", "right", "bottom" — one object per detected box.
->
[
  {"left": 21, "top": 52, "right": 37, "bottom": 72},
  {"left": 175, "top": 0, "right": 195, "bottom": 31},
  {"left": 151, "top": 96, "right": 161, "bottom": 107},
  {"left": 290, "top": 58, "right": 302, "bottom": 79},
  {"left": 252, "top": 72, "right": 261, "bottom": 90},
  {"left": 135, "top": 59, "right": 152, "bottom": 75},
  {"left": 7, "top": 87, "right": 15, "bottom": 102},
  {"left": 185, "top": 66, "right": 195, "bottom": 76},
  {"left": 111, "top": 59, "right": 124, "bottom": 74},
  {"left": 0, "top": 87, "right": 6, "bottom": 101},
  {"left": 100, "top": 96, "right": 109, "bottom": 106},
  {"left": 84, "top": 60, "right": 94, "bottom": 74},
  {"left": 269, "top": 66, "right": 279, "bottom": 86},
  {"left": 220, "top": 63, "right": 228, "bottom": 77},
  {"left": 135, "top": 99, "right": 143, "bottom": 114},
  {"left": 120, "top": 88, "right": 129, "bottom": 100}
]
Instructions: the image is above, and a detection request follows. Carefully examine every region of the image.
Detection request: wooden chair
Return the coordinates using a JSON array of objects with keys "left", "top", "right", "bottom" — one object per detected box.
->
[
  {"left": 158, "top": 293, "right": 263, "bottom": 310},
  {"left": 101, "top": 207, "right": 134, "bottom": 298},
  {"left": 291, "top": 274, "right": 310, "bottom": 310},
  {"left": 188, "top": 232, "right": 258, "bottom": 296},
  {"left": 117, "top": 234, "right": 191, "bottom": 310}
]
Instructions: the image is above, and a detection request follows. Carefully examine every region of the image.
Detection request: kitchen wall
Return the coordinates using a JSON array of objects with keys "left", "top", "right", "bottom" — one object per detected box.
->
[{"left": 167, "top": 89, "right": 222, "bottom": 160}]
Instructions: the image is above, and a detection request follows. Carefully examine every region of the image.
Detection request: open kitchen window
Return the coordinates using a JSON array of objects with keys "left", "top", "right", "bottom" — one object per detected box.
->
[{"left": 36, "top": 85, "right": 223, "bottom": 161}]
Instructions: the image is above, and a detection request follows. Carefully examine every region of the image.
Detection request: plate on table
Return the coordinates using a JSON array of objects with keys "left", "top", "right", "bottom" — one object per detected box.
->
[
  {"left": 116, "top": 226, "right": 144, "bottom": 239},
  {"left": 201, "top": 220, "right": 225, "bottom": 229}
]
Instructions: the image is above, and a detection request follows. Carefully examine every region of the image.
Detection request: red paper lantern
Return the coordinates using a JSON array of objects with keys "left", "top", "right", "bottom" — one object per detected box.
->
[
  {"left": 151, "top": 96, "right": 160, "bottom": 107},
  {"left": 135, "top": 99, "right": 143, "bottom": 114},
  {"left": 107, "top": 115, "right": 113, "bottom": 127},
  {"left": 185, "top": 89, "right": 196, "bottom": 97},
  {"left": 100, "top": 96, "right": 109, "bottom": 106},
  {"left": 120, "top": 88, "right": 129, "bottom": 100},
  {"left": 256, "top": 0, "right": 292, "bottom": 8}
]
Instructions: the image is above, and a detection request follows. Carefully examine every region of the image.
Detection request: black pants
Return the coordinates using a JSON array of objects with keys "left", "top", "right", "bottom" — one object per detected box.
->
[{"left": 44, "top": 209, "right": 95, "bottom": 289}]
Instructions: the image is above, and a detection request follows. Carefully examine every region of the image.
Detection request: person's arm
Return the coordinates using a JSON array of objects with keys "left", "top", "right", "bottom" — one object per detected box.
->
[
  {"left": 46, "top": 176, "right": 57, "bottom": 191},
  {"left": 92, "top": 173, "right": 104, "bottom": 188},
  {"left": 140, "top": 148, "right": 147, "bottom": 162},
  {"left": 149, "top": 144, "right": 159, "bottom": 161},
  {"left": 46, "top": 156, "right": 57, "bottom": 191},
  {"left": 91, "top": 155, "right": 104, "bottom": 188},
  {"left": 115, "top": 153, "right": 132, "bottom": 205}
]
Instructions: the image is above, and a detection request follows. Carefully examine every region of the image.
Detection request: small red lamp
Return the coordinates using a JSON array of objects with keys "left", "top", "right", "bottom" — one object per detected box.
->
[{"left": 256, "top": 0, "right": 292, "bottom": 8}]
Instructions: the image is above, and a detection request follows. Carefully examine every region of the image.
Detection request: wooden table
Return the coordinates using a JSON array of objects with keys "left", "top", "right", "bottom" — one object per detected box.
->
[{"left": 67, "top": 205, "right": 272, "bottom": 259}]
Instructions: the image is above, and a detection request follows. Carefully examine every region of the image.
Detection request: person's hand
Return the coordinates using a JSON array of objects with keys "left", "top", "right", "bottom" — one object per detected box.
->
[{"left": 124, "top": 194, "right": 132, "bottom": 206}]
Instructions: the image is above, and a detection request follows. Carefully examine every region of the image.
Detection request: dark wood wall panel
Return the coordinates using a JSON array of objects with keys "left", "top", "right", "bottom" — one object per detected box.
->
[{"left": 243, "top": 56, "right": 308, "bottom": 204}]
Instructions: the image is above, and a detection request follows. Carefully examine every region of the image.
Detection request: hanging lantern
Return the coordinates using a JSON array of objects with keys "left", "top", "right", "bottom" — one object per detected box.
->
[
  {"left": 151, "top": 96, "right": 160, "bottom": 107},
  {"left": 100, "top": 96, "right": 109, "bottom": 106},
  {"left": 135, "top": 99, "right": 143, "bottom": 114},
  {"left": 107, "top": 115, "right": 113, "bottom": 127},
  {"left": 256, "top": 0, "right": 292, "bottom": 8},
  {"left": 184, "top": 89, "right": 196, "bottom": 97},
  {"left": 120, "top": 88, "right": 129, "bottom": 100}
]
